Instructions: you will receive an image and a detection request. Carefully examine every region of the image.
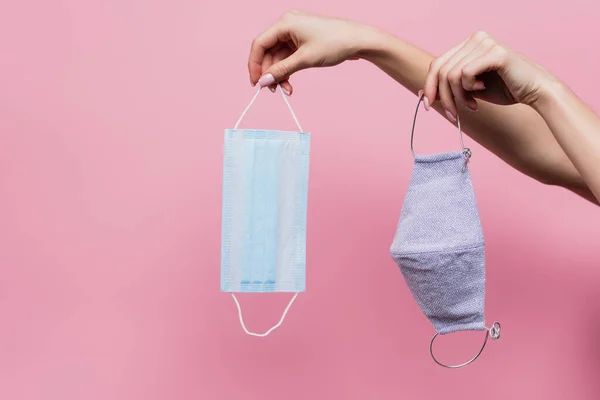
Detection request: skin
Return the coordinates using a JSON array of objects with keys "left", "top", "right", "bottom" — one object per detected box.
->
[{"left": 248, "top": 10, "right": 600, "bottom": 205}]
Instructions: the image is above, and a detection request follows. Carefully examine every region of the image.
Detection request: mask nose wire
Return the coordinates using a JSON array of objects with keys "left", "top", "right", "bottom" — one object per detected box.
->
[
  {"left": 410, "top": 92, "right": 471, "bottom": 164},
  {"left": 429, "top": 321, "right": 502, "bottom": 368}
]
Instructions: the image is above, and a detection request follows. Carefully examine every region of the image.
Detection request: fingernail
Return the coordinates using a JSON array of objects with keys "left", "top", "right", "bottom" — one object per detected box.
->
[
  {"left": 466, "top": 104, "right": 478, "bottom": 112},
  {"left": 423, "top": 96, "right": 430, "bottom": 111},
  {"left": 258, "top": 73, "right": 276, "bottom": 88},
  {"left": 445, "top": 110, "right": 457, "bottom": 122},
  {"left": 250, "top": 75, "right": 255, "bottom": 87},
  {"left": 268, "top": 85, "right": 275, "bottom": 93},
  {"left": 282, "top": 87, "right": 291, "bottom": 96}
]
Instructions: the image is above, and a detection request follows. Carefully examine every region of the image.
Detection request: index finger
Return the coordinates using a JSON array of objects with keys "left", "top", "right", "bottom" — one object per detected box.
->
[
  {"left": 248, "top": 22, "right": 291, "bottom": 85},
  {"left": 423, "top": 38, "right": 469, "bottom": 108}
]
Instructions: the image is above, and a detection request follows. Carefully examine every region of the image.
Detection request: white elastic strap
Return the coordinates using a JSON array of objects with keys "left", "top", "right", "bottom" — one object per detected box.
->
[
  {"left": 233, "top": 85, "right": 303, "bottom": 132},
  {"left": 230, "top": 292, "right": 299, "bottom": 337}
]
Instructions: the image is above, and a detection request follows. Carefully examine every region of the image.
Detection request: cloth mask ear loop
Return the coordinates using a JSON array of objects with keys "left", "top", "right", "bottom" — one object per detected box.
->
[
  {"left": 234, "top": 85, "right": 303, "bottom": 132},
  {"left": 230, "top": 292, "right": 300, "bottom": 337},
  {"left": 429, "top": 321, "right": 502, "bottom": 368},
  {"left": 409, "top": 92, "right": 472, "bottom": 170}
]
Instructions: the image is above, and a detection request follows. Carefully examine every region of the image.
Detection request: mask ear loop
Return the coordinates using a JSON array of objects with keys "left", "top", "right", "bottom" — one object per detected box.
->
[
  {"left": 429, "top": 322, "right": 501, "bottom": 368},
  {"left": 230, "top": 293, "right": 299, "bottom": 337},
  {"left": 228, "top": 85, "right": 304, "bottom": 337},
  {"left": 234, "top": 85, "right": 303, "bottom": 132},
  {"left": 410, "top": 92, "right": 472, "bottom": 171}
]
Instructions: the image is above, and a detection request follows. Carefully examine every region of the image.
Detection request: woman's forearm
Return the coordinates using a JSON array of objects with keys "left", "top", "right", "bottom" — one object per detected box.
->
[
  {"left": 356, "top": 27, "right": 595, "bottom": 203},
  {"left": 532, "top": 81, "right": 600, "bottom": 201}
]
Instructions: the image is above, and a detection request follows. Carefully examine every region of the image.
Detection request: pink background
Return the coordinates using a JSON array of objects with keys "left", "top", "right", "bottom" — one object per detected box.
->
[{"left": 1, "top": 1, "right": 599, "bottom": 399}]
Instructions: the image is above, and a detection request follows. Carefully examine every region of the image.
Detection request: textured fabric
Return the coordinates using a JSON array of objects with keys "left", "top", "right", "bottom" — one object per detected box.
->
[
  {"left": 221, "top": 129, "right": 310, "bottom": 293},
  {"left": 390, "top": 151, "right": 486, "bottom": 335}
]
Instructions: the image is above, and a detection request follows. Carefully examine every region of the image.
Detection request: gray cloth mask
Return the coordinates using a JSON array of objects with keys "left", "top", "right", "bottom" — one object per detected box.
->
[{"left": 390, "top": 94, "right": 501, "bottom": 368}]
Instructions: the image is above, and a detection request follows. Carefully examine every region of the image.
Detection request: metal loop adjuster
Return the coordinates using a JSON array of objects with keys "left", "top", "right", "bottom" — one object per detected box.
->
[
  {"left": 429, "top": 321, "right": 501, "bottom": 369},
  {"left": 461, "top": 147, "right": 472, "bottom": 173}
]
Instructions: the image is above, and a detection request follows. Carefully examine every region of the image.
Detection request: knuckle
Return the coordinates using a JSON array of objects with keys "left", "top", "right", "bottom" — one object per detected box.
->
[
  {"left": 274, "top": 63, "right": 289, "bottom": 78},
  {"left": 283, "top": 9, "right": 301, "bottom": 19},
  {"left": 448, "top": 68, "right": 462, "bottom": 84},
  {"left": 481, "top": 37, "right": 495, "bottom": 49},
  {"left": 439, "top": 66, "right": 450, "bottom": 80},
  {"left": 492, "top": 44, "right": 509, "bottom": 60},
  {"left": 472, "top": 30, "right": 488, "bottom": 40},
  {"left": 460, "top": 65, "right": 473, "bottom": 80}
]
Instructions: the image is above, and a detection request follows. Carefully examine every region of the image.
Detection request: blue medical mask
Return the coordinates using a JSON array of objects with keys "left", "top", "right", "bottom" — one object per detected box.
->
[
  {"left": 390, "top": 94, "right": 501, "bottom": 368},
  {"left": 221, "top": 86, "right": 310, "bottom": 337}
]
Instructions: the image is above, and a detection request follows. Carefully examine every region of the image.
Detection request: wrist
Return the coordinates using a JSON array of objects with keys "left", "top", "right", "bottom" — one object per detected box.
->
[
  {"left": 352, "top": 24, "right": 395, "bottom": 61},
  {"left": 530, "top": 77, "right": 568, "bottom": 114}
]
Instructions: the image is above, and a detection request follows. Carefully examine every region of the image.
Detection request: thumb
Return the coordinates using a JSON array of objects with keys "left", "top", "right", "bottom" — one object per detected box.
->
[{"left": 259, "top": 50, "right": 308, "bottom": 87}]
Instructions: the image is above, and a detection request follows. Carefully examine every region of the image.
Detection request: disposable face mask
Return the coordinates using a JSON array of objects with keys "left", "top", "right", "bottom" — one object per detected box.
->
[
  {"left": 390, "top": 94, "right": 501, "bottom": 368},
  {"left": 221, "top": 85, "right": 310, "bottom": 337}
]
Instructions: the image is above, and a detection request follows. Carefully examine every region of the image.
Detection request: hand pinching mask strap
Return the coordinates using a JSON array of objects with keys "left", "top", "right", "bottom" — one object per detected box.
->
[
  {"left": 221, "top": 85, "right": 310, "bottom": 337},
  {"left": 390, "top": 93, "right": 501, "bottom": 368}
]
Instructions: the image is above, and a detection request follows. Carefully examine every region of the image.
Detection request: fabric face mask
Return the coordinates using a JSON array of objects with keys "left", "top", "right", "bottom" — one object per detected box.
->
[
  {"left": 390, "top": 94, "right": 501, "bottom": 368},
  {"left": 221, "top": 86, "right": 310, "bottom": 337}
]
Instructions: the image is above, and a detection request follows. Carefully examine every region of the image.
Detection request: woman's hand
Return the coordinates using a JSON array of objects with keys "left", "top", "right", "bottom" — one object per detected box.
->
[
  {"left": 423, "top": 31, "right": 556, "bottom": 121},
  {"left": 248, "top": 10, "right": 371, "bottom": 95}
]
